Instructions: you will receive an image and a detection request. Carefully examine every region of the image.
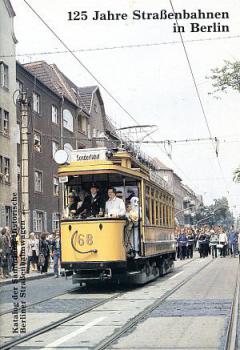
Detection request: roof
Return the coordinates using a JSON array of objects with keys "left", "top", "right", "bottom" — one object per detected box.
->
[
  {"left": 22, "top": 60, "right": 119, "bottom": 140},
  {"left": 78, "top": 86, "right": 98, "bottom": 112},
  {"left": 23, "top": 61, "right": 89, "bottom": 113}
]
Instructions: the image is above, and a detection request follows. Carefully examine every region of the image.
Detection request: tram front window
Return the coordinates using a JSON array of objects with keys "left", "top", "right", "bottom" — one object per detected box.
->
[{"left": 62, "top": 173, "right": 140, "bottom": 220}]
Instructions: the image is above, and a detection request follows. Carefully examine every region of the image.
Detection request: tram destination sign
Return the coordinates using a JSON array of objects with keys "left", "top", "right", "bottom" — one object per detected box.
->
[
  {"left": 71, "top": 147, "right": 108, "bottom": 162},
  {"left": 149, "top": 170, "right": 169, "bottom": 191}
]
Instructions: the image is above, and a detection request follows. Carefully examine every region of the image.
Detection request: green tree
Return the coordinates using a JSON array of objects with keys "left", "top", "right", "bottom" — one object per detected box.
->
[
  {"left": 233, "top": 167, "right": 240, "bottom": 183},
  {"left": 196, "top": 197, "right": 234, "bottom": 229},
  {"left": 209, "top": 60, "right": 240, "bottom": 95},
  {"left": 208, "top": 60, "right": 240, "bottom": 180}
]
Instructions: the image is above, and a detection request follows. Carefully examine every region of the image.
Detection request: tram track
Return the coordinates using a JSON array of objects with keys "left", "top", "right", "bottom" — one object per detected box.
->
[
  {"left": 0, "top": 254, "right": 198, "bottom": 318},
  {"left": 1, "top": 256, "right": 212, "bottom": 350},
  {"left": 0, "top": 291, "right": 122, "bottom": 350},
  {"left": 224, "top": 266, "right": 239, "bottom": 350},
  {"left": 94, "top": 258, "right": 214, "bottom": 350},
  {"left": 0, "top": 285, "right": 81, "bottom": 317}
]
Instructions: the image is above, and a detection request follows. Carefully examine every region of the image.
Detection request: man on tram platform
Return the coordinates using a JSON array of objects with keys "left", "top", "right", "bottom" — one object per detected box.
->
[
  {"left": 76, "top": 183, "right": 105, "bottom": 217},
  {"left": 105, "top": 186, "right": 126, "bottom": 218}
]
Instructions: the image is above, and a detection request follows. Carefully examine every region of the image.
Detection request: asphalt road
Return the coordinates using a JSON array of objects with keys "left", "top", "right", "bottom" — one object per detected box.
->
[{"left": 1, "top": 256, "right": 238, "bottom": 350}]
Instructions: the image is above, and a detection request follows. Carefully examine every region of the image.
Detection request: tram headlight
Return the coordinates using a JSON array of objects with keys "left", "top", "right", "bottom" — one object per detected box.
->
[{"left": 106, "top": 150, "right": 113, "bottom": 159}]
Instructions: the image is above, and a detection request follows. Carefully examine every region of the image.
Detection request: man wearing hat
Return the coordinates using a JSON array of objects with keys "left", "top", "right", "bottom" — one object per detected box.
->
[{"left": 77, "top": 183, "right": 105, "bottom": 217}]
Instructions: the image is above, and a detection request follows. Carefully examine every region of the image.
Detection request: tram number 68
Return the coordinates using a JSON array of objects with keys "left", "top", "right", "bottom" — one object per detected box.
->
[{"left": 78, "top": 234, "right": 93, "bottom": 246}]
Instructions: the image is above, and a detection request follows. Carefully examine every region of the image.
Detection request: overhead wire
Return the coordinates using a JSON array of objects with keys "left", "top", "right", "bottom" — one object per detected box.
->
[
  {"left": 22, "top": 0, "right": 231, "bottom": 197},
  {"left": 22, "top": 0, "right": 139, "bottom": 126},
  {"left": 1, "top": 34, "right": 240, "bottom": 58},
  {"left": 169, "top": 0, "right": 231, "bottom": 197},
  {"left": 21, "top": 0, "right": 190, "bottom": 185}
]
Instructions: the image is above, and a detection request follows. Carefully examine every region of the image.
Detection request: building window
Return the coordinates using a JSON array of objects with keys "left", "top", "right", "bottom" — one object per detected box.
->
[
  {"left": 63, "top": 109, "right": 73, "bottom": 132},
  {"left": 52, "top": 105, "right": 58, "bottom": 124},
  {"left": 5, "top": 206, "right": 11, "bottom": 227},
  {"left": 4, "top": 157, "right": 10, "bottom": 183},
  {"left": 52, "top": 212, "right": 60, "bottom": 232},
  {"left": 3, "top": 110, "right": 9, "bottom": 136},
  {"left": 0, "top": 109, "right": 9, "bottom": 135},
  {"left": 33, "top": 131, "right": 41, "bottom": 152},
  {"left": 33, "top": 92, "right": 40, "bottom": 113},
  {"left": 34, "top": 170, "right": 42, "bottom": 192},
  {"left": 77, "top": 115, "right": 87, "bottom": 134},
  {"left": 36, "top": 212, "right": 43, "bottom": 232},
  {"left": 52, "top": 141, "right": 59, "bottom": 157},
  {"left": 33, "top": 210, "right": 45, "bottom": 232},
  {"left": 0, "top": 63, "right": 9, "bottom": 89},
  {"left": 0, "top": 156, "right": 9, "bottom": 184},
  {"left": 53, "top": 177, "right": 59, "bottom": 196}
]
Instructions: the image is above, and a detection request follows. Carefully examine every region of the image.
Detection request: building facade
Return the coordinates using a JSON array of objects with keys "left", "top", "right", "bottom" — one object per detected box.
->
[
  {"left": 153, "top": 158, "right": 203, "bottom": 226},
  {"left": 0, "top": 0, "right": 18, "bottom": 228},
  {"left": 16, "top": 60, "right": 119, "bottom": 235}
]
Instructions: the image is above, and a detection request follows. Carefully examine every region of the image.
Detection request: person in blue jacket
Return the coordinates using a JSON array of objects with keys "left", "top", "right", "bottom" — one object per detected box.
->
[
  {"left": 228, "top": 225, "right": 238, "bottom": 257},
  {"left": 177, "top": 229, "right": 188, "bottom": 260},
  {"left": 51, "top": 230, "right": 61, "bottom": 277}
]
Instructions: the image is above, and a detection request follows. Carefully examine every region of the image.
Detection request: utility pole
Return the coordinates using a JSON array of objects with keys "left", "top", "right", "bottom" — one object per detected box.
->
[{"left": 19, "top": 91, "right": 30, "bottom": 236}]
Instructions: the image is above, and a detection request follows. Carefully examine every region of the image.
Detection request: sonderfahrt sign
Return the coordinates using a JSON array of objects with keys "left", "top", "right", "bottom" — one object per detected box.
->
[{"left": 71, "top": 148, "right": 108, "bottom": 162}]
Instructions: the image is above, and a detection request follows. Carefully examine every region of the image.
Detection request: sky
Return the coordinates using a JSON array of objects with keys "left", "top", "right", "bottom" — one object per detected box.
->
[{"left": 8, "top": 0, "right": 240, "bottom": 216}]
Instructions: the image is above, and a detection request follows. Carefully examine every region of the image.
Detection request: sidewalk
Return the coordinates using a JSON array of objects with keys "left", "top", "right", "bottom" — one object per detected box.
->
[{"left": 0, "top": 268, "right": 55, "bottom": 286}]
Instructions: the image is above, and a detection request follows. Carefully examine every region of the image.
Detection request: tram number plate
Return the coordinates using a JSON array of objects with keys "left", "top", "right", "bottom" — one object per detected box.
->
[{"left": 78, "top": 234, "right": 94, "bottom": 246}]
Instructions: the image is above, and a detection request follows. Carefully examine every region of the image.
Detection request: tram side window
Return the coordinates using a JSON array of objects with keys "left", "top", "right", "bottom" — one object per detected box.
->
[
  {"left": 162, "top": 196, "right": 166, "bottom": 226},
  {"left": 145, "top": 186, "right": 150, "bottom": 225},
  {"left": 151, "top": 198, "right": 155, "bottom": 225},
  {"left": 172, "top": 198, "right": 175, "bottom": 226},
  {"left": 159, "top": 194, "right": 163, "bottom": 225},
  {"left": 166, "top": 197, "right": 169, "bottom": 226},
  {"left": 156, "top": 199, "right": 159, "bottom": 225}
]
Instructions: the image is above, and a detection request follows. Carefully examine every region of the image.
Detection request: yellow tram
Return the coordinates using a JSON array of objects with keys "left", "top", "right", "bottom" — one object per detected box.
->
[{"left": 58, "top": 147, "right": 176, "bottom": 284}]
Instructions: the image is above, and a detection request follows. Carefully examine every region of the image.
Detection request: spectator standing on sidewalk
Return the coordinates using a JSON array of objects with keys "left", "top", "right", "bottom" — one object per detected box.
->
[
  {"left": 210, "top": 229, "right": 219, "bottom": 258},
  {"left": 177, "top": 229, "right": 188, "bottom": 260},
  {"left": 51, "top": 231, "right": 61, "bottom": 277},
  {"left": 1, "top": 228, "right": 11, "bottom": 277},
  {"left": 5, "top": 227, "right": 12, "bottom": 274},
  {"left": 198, "top": 230, "right": 208, "bottom": 258},
  {"left": 39, "top": 233, "right": 50, "bottom": 273},
  {"left": 228, "top": 225, "right": 238, "bottom": 257},
  {"left": 186, "top": 228, "right": 195, "bottom": 259},
  {"left": 26, "top": 232, "right": 39, "bottom": 273},
  {"left": 218, "top": 227, "right": 228, "bottom": 258}
]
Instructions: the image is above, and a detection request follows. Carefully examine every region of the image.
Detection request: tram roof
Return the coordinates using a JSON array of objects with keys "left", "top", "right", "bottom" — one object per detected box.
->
[{"left": 57, "top": 148, "right": 172, "bottom": 196}]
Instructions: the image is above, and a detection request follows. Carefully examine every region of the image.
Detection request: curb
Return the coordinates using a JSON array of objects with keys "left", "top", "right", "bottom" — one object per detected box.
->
[{"left": 0, "top": 272, "right": 55, "bottom": 287}]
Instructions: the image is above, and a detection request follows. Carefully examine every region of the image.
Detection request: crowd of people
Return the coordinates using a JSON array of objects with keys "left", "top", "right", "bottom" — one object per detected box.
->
[
  {"left": 175, "top": 225, "right": 239, "bottom": 260},
  {"left": 0, "top": 228, "right": 61, "bottom": 279}
]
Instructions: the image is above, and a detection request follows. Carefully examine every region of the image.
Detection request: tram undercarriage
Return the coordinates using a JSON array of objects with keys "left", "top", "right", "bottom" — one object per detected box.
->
[{"left": 69, "top": 253, "right": 175, "bottom": 285}]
